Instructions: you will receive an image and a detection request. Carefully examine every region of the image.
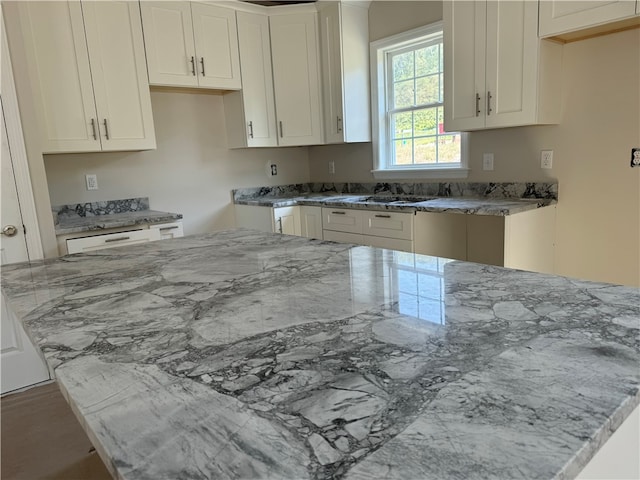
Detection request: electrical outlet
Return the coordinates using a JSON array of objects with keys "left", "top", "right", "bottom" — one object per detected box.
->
[
  {"left": 482, "top": 153, "right": 494, "bottom": 171},
  {"left": 631, "top": 148, "right": 640, "bottom": 167},
  {"left": 328, "top": 160, "right": 335, "bottom": 174},
  {"left": 85, "top": 174, "right": 98, "bottom": 191},
  {"left": 541, "top": 150, "right": 553, "bottom": 169},
  {"left": 270, "top": 164, "right": 277, "bottom": 176}
]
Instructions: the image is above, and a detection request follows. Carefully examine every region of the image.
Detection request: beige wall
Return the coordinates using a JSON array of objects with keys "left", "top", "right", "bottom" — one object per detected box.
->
[
  {"left": 309, "top": 3, "right": 639, "bottom": 287},
  {"left": 44, "top": 91, "right": 310, "bottom": 236}
]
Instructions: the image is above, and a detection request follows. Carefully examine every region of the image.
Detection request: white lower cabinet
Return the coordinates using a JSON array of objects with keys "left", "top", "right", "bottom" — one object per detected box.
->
[
  {"left": 322, "top": 208, "right": 414, "bottom": 253},
  {"left": 66, "top": 229, "right": 161, "bottom": 254},
  {"left": 273, "top": 207, "right": 301, "bottom": 236},
  {"left": 299, "top": 206, "right": 323, "bottom": 240},
  {"left": 150, "top": 222, "right": 185, "bottom": 240},
  {"left": 414, "top": 207, "right": 556, "bottom": 274}
]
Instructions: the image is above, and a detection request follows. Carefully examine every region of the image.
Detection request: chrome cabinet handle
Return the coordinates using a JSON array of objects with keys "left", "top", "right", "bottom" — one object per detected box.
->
[
  {"left": 248, "top": 121, "right": 254, "bottom": 139},
  {"left": 104, "top": 236, "right": 130, "bottom": 243},
  {"left": 337, "top": 116, "right": 342, "bottom": 133},
  {"left": 90, "top": 118, "right": 98, "bottom": 140},
  {"left": 1, "top": 225, "right": 18, "bottom": 237},
  {"left": 200, "top": 57, "right": 205, "bottom": 76},
  {"left": 276, "top": 218, "right": 283, "bottom": 234},
  {"left": 159, "top": 226, "right": 179, "bottom": 231},
  {"left": 374, "top": 214, "right": 391, "bottom": 218},
  {"left": 190, "top": 56, "right": 196, "bottom": 76},
  {"left": 279, "top": 121, "right": 283, "bottom": 138},
  {"left": 103, "top": 119, "right": 110, "bottom": 140},
  {"left": 331, "top": 211, "right": 346, "bottom": 215},
  {"left": 487, "top": 91, "right": 493, "bottom": 115},
  {"left": 475, "top": 93, "right": 481, "bottom": 117}
]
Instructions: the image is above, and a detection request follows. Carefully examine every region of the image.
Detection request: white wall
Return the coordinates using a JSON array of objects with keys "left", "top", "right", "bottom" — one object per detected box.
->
[
  {"left": 308, "top": 3, "right": 639, "bottom": 287},
  {"left": 44, "top": 91, "right": 310, "bottom": 236}
]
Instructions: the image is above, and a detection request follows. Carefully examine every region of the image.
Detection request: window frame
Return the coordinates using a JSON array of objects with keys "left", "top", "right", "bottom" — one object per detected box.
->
[{"left": 370, "top": 22, "right": 469, "bottom": 180}]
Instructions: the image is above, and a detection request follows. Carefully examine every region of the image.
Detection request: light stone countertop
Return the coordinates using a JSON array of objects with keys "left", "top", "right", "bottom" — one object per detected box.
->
[
  {"left": 54, "top": 210, "right": 183, "bottom": 236},
  {"left": 1, "top": 229, "right": 638, "bottom": 480},
  {"left": 234, "top": 193, "right": 556, "bottom": 216}
]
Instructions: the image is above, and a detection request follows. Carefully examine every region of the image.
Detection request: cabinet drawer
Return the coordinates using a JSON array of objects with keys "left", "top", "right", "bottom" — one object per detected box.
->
[
  {"left": 363, "top": 211, "right": 413, "bottom": 240},
  {"left": 366, "top": 235, "right": 413, "bottom": 253},
  {"left": 322, "top": 208, "right": 363, "bottom": 234},
  {"left": 322, "top": 230, "right": 364, "bottom": 245},
  {"left": 67, "top": 229, "right": 161, "bottom": 254},
  {"left": 150, "top": 222, "right": 184, "bottom": 240}
]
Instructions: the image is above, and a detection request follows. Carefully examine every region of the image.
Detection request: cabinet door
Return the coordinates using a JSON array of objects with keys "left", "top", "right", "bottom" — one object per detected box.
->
[
  {"left": 300, "top": 206, "right": 323, "bottom": 239},
  {"left": 83, "top": 1, "right": 156, "bottom": 151},
  {"left": 140, "top": 2, "right": 198, "bottom": 87},
  {"left": 17, "top": 2, "right": 99, "bottom": 153},
  {"left": 484, "top": 1, "right": 539, "bottom": 129},
  {"left": 270, "top": 12, "right": 323, "bottom": 146},
  {"left": 539, "top": 0, "right": 637, "bottom": 37},
  {"left": 414, "top": 212, "right": 467, "bottom": 261},
  {"left": 273, "top": 206, "right": 301, "bottom": 236},
  {"left": 443, "top": 0, "right": 486, "bottom": 132},
  {"left": 466, "top": 215, "right": 505, "bottom": 267},
  {"left": 236, "top": 11, "right": 277, "bottom": 147},
  {"left": 319, "top": 3, "right": 344, "bottom": 144},
  {"left": 191, "top": 3, "right": 241, "bottom": 90}
]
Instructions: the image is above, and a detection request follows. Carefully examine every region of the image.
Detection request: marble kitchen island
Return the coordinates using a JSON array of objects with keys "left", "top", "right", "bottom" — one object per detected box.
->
[{"left": 1, "top": 229, "right": 638, "bottom": 479}]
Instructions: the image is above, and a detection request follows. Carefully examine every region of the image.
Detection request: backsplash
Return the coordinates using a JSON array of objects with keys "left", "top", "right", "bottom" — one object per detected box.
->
[
  {"left": 233, "top": 182, "right": 558, "bottom": 201},
  {"left": 52, "top": 197, "right": 150, "bottom": 224}
]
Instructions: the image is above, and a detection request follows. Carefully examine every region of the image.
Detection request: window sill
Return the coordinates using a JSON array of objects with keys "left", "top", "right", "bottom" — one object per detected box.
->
[{"left": 371, "top": 168, "right": 470, "bottom": 180}]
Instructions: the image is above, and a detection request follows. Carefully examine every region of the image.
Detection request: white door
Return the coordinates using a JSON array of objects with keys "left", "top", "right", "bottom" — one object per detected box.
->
[
  {"left": 140, "top": 2, "right": 198, "bottom": 87},
  {"left": 82, "top": 1, "right": 156, "bottom": 151},
  {"left": 236, "top": 11, "right": 278, "bottom": 147},
  {"left": 0, "top": 104, "right": 50, "bottom": 395},
  {"left": 270, "top": 12, "right": 324, "bottom": 146},
  {"left": 191, "top": 3, "right": 241, "bottom": 90},
  {"left": 443, "top": 0, "right": 486, "bottom": 131},
  {"left": 319, "top": 2, "right": 344, "bottom": 144}
]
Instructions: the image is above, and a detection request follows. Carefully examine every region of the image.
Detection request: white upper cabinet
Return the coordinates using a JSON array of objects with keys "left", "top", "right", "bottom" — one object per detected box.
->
[
  {"left": 224, "top": 11, "right": 278, "bottom": 148},
  {"left": 539, "top": 0, "right": 638, "bottom": 38},
  {"left": 82, "top": 2, "right": 156, "bottom": 151},
  {"left": 140, "top": 2, "right": 241, "bottom": 90},
  {"left": 318, "top": 2, "right": 371, "bottom": 144},
  {"left": 269, "top": 11, "right": 324, "bottom": 146},
  {"left": 16, "top": 1, "right": 155, "bottom": 153},
  {"left": 444, "top": 0, "right": 563, "bottom": 132}
]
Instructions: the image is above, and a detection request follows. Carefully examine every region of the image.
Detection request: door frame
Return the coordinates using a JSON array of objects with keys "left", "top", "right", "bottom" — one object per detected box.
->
[{"left": 1, "top": 11, "right": 43, "bottom": 261}]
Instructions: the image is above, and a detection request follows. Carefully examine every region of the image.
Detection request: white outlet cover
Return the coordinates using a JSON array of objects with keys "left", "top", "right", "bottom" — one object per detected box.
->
[
  {"left": 483, "top": 153, "right": 494, "bottom": 171},
  {"left": 85, "top": 174, "right": 98, "bottom": 191},
  {"left": 541, "top": 150, "right": 553, "bottom": 169}
]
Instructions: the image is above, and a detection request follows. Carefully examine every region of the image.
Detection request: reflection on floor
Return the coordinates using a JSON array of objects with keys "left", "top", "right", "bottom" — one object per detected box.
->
[{"left": 1, "top": 382, "right": 112, "bottom": 480}]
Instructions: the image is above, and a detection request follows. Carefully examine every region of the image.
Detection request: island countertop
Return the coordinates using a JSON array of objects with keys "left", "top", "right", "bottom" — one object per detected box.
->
[{"left": 1, "top": 229, "right": 638, "bottom": 480}]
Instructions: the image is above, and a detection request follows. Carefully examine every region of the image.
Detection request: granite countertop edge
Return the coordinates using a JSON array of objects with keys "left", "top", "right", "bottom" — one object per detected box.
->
[
  {"left": 54, "top": 210, "right": 183, "bottom": 236},
  {"left": 234, "top": 195, "right": 557, "bottom": 216}
]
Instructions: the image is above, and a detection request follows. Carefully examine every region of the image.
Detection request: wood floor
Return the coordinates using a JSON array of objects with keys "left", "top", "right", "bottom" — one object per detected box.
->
[{"left": 1, "top": 382, "right": 112, "bottom": 480}]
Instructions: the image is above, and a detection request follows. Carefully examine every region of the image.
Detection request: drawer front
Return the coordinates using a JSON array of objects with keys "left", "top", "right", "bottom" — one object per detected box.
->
[
  {"left": 67, "top": 229, "right": 161, "bottom": 254},
  {"left": 322, "top": 230, "right": 364, "bottom": 246},
  {"left": 150, "top": 221, "right": 184, "bottom": 240},
  {"left": 322, "top": 208, "right": 363, "bottom": 234},
  {"left": 365, "top": 235, "right": 413, "bottom": 253},
  {"left": 363, "top": 211, "right": 413, "bottom": 240}
]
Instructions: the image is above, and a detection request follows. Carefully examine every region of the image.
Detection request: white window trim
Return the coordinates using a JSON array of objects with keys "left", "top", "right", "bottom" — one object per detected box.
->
[{"left": 370, "top": 22, "right": 469, "bottom": 180}]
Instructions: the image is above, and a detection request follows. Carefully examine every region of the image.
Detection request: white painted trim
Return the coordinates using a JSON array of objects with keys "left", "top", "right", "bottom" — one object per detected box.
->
[
  {"left": 370, "top": 21, "right": 469, "bottom": 177},
  {"left": 1, "top": 12, "right": 44, "bottom": 261}
]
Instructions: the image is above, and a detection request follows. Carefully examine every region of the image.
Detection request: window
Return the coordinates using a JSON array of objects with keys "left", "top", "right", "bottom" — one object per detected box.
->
[{"left": 370, "top": 23, "right": 468, "bottom": 179}]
